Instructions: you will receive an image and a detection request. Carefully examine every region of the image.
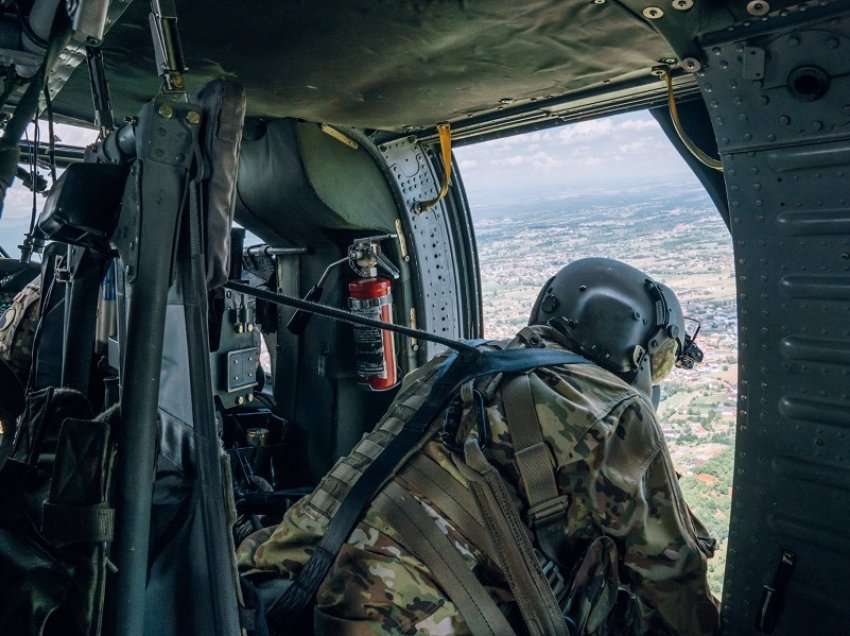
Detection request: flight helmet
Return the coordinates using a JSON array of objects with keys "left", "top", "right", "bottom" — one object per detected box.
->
[{"left": 529, "top": 257, "right": 698, "bottom": 386}]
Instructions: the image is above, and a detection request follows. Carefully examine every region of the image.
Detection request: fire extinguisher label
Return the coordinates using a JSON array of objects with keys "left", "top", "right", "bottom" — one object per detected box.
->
[{"left": 350, "top": 305, "right": 387, "bottom": 377}]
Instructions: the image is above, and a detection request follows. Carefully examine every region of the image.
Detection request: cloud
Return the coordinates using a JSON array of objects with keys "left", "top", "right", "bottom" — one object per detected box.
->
[
  {"left": 557, "top": 119, "right": 614, "bottom": 143},
  {"left": 491, "top": 151, "right": 564, "bottom": 170},
  {"left": 492, "top": 155, "right": 528, "bottom": 167},
  {"left": 619, "top": 118, "right": 657, "bottom": 132},
  {"left": 618, "top": 138, "right": 654, "bottom": 154}
]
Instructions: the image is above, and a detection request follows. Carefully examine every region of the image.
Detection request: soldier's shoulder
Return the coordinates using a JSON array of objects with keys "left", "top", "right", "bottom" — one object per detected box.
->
[{"left": 534, "top": 344, "right": 642, "bottom": 421}]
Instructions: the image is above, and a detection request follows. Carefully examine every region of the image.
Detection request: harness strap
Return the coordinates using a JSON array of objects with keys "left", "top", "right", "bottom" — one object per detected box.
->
[
  {"left": 396, "top": 454, "right": 499, "bottom": 567},
  {"left": 265, "top": 347, "right": 588, "bottom": 628},
  {"left": 502, "top": 373, "right": 567, "bottom": 563},
  {"left": 464, "top": 439, "right": 570, "bottom": 636},
  {"left": 374, "top": 481, "right": 516, "bottom": 636}
]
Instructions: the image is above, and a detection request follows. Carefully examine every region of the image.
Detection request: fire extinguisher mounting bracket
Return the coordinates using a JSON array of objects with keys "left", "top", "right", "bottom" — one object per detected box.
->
[{"left": 348, "top": 234, "right": 400, "bottom": 280}]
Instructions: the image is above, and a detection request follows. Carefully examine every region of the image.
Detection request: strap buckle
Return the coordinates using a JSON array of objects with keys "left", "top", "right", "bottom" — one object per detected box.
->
[{"left": 527, "top": 494, "right": 568, "bottom": 529}]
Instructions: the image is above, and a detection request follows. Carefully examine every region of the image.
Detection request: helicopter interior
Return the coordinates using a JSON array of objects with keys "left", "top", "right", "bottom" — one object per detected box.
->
[{"left": 0, "top": 1, "right": 848, "bottom": 635}]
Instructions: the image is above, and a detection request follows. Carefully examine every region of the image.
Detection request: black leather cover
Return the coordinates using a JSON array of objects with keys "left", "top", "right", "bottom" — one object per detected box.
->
[{"left": 195, "top": 79, "right": 247, "bottom": 289}]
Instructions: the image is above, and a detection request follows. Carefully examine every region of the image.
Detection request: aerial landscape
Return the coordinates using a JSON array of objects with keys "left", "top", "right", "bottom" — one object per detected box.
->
[{"left": 467, "top": 179, "right": 737, "bottom": 594}]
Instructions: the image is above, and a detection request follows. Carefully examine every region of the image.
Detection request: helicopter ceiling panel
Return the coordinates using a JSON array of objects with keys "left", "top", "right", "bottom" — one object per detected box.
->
[{"left": 49, "top": 0, "right": 674, "bottom": 131}]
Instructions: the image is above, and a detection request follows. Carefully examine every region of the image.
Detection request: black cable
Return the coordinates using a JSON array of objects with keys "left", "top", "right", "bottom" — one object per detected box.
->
[
  {"left": 43, "top": 85, "right": 56, "bottom": 185},
  {"left": 225, "top": 280, "right": 479, "bottom": 354},
  {"left": 26, "top": 114, "right": 38, "bottom": 240}
]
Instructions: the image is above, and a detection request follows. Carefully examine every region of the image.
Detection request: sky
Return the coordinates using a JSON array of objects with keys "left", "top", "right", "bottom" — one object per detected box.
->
[
  {"left": 0, "top": 110, "right": 696, "bottom": 253},
  {"left": 0, "top": 122, "right": 98, "bottom": 254},
  {"left": 454, "top": 111, "right": 696, "bottom": 207}
]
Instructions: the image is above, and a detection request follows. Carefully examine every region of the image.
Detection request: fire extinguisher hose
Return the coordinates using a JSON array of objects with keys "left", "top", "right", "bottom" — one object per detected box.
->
[{"left": 225, "top": 280, "right": 479, "bottom": 354}]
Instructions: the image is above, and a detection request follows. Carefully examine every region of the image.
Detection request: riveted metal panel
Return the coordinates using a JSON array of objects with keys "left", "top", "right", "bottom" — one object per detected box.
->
[
  {"left": 697, "top": 5, "right": 850, "bottom": 633},
  {"left": 378, "top": 137, "right": 462, "bottom": 360}
]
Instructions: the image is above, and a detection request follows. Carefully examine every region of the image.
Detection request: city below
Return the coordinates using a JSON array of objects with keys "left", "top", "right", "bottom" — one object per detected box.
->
[{"left": 471, "top": 181, "right": 736, "bottom": 593}]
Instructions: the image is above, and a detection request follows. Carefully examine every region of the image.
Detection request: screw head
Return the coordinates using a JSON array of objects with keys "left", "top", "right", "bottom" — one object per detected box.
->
[
  {"left": 642, "top": 6, "right": 664, "bottom": 19},
  {"left": 746, "top": 0, "right": 770, "bottom": 16},
  {"left": 592, "top": 0, "right": 606, "bottom": 4},
  {"left": 672, "top": 0, "right": 694, "bottom": 10},
  {"left": 157, "top": 103, "right": 174, "bottom": 119},
  {"left": 682, "top": 57, "right": 702, "bottom": 73},
  {"left": 185, "top": 111, "right": 201, "bottom": 125}
]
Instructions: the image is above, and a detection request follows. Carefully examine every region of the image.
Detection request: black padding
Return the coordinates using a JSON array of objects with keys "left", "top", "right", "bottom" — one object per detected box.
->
[
  {"left": 36, "top": 163, "right": 129, "bottom": 252},
  {"left": 266, "top": 345, "right": 588, "bottom": 625},
  {"left": 195, "top": 79, "right": 247, "bottom": 289}
]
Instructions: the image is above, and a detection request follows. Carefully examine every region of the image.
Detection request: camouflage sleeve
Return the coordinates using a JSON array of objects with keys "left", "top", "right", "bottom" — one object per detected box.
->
[
  {"left": 314, "top": 505, "right": 473, "bottom": 636},
  {"left": 612, "top": 398, "right": 720, "bottom": 636}
]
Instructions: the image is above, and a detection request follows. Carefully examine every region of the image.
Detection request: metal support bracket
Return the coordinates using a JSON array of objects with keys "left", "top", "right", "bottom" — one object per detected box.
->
[{"left": 108, "top": 96, "right": 199, "bottom": 636}]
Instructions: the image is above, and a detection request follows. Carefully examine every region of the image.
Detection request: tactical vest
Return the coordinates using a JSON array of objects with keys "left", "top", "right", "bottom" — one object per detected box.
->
[{"left": 259, "top": 332, "right": 622, "bottom": 636}]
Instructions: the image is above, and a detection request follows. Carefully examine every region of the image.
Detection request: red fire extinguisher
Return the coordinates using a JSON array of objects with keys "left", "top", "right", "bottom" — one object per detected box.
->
[
  {"left": 348, "top": 277, "right": 397, "bottom": 390},
  {"left": 347, "top": 235, "right": 400, "bottom": 390},
  {"left": 286, "top": 234, "right": 401, "bottom": 390}
]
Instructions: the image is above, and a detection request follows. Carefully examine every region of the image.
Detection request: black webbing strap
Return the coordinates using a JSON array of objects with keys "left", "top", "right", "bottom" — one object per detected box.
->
[
  {"left": 42, "top": 501, "right": 115, "bottom": 544},
  {"left": 265, "top": 346, "right": 588, "bottom": 628}
]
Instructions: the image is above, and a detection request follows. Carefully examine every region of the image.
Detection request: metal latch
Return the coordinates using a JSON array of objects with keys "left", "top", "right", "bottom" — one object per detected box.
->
[
  {"left": 742, "top": 47, "right": 766, "bottom": 80},
  {"left": 756, "top": 549, "right": 796, "bottom": 633}
]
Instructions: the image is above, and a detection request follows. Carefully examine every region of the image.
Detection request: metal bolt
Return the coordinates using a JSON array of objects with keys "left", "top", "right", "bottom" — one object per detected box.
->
[
  {"left": 672, "top": 0, "right": 693, "bottom": 10},
  {"left": 157, "top": 103, "right": 174, "bottom": 119},
  {"left": 185, "top": 111, "right": 201, "bottom": 125},
  {"left": 746, "top": 0, "right": 770, "bottom": 16},
  {"left": 247, "top": 394, "right": 254, "bottom": 402},
  {"left": 247, "top": 323, "right": 255, "bottom": 332},
  {"left": 642, "top": 6, "right": 664, "bottom": 19},
  {"left": 779, "top": 115, "right": 791, "bottom": 125},
  {"left": 237, "top": 396, "right": 245, "bottom": 406},
  {"left": 681, "top": 57, "right": 702, "bottom": 73},
  {"left": 592, "top": 0, "right": 606, "bottom": 4}
]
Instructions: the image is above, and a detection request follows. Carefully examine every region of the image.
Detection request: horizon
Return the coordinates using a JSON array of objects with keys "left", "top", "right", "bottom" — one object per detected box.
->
[{"left": 0, "top": 111, "right": 710, "bottom": 255}]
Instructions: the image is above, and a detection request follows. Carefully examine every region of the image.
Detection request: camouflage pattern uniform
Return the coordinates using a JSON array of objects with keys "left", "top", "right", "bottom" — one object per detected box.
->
[
  {"left": 239, "top": 325, "right": 719, "bottom": 635},
  {"left": 0, "top": 279, "right": 40, "bottom": 386}
]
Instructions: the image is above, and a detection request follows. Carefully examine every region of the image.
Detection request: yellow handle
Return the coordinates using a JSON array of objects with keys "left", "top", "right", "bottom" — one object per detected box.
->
[
  {"left": 662, "top": 70, "right": 723, "bottom": 172},
  {"left": 416, "top": 122, "right": 452, "bottom": 213}
]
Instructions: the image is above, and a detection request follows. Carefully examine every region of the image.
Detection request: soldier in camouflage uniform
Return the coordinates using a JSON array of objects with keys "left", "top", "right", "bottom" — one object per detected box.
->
[
  {"left": 0, "top": 278, "right": 40, "bottom": 387},
  {"left": 239, "top": 258, "right": 720, "bottom": 635},
  {"left": 0, "top": 277, "right": 39, "bottom": 460}
]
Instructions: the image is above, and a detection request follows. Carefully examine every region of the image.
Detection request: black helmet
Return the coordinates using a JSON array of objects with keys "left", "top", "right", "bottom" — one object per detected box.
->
[{"left": 529, "top": 258, "right": 691, "bottom": 383}]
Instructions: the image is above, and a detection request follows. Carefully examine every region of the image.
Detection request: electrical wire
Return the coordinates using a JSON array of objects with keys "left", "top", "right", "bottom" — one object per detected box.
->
[
  {"left": 43, "top": 85, "right": 57, "bottom": 185},
  {"left": 26, "top": 116, "right": 38, "bottom": 238},
  {"left": 662, "top": 69, "right": 723, "bottom": 172}
]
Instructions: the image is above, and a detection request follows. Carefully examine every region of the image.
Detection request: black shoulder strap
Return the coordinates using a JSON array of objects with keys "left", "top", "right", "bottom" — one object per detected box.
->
[{"left": 266, "top": 345, "right": 588, "bottom": 628}]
